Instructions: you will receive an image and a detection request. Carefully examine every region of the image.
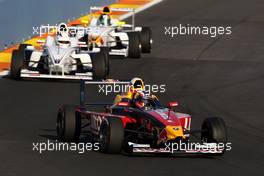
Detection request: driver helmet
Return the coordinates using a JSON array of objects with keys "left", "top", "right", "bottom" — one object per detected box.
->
[
  {"left": 130, "top": 77, "right": 145, "bottom": 93},
  {"left": 56, "top": 23, "right": 70, "bottom": 48},
  {"left": 97, "top": 6, "right": 112, "bottom": 26}
]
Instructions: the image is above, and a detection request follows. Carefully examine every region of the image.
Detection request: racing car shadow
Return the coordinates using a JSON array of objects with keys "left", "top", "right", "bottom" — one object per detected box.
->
[
  {"left": 38, "top": 129, "right": 58, "bottom": 140},
  {"left": 39, "top": 134, "right": 58, "bottom": 140},
  {"left": 38, "top": 133, "right": 218, "bottom": 159},
  {"left": 39, "top": 129, "right": 93, "bottom": 142},
  {"left": 122, "top": 153, "right": 219, "bottom": 159},
  {"left": 110, "top": 55, "right": 124, "bottom": 60},
  {"left": 6, "top": 76, "right": 83, "bottom": 83},
  {"left": 110, "top": 55, "right": 143, "bottom": 60}
]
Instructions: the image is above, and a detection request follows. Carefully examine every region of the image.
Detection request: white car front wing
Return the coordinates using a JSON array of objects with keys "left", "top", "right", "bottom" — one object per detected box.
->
[
  {"left": 109, "top": 49, "right": 128, "bottom": 57},
  {"left": 20, "top": 69, "right": 93, "bottom": 80}
]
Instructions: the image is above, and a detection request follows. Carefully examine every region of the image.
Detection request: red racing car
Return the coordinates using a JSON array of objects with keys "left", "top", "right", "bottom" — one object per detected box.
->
[{"left": 56, "top": 80, "right": 228, "bottom": 156}]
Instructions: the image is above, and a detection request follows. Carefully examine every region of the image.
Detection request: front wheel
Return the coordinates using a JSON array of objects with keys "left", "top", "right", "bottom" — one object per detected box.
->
[
  {"left": 91, "top": 48, "right": 107, "bottom": 80},
  {"left": 201, "top": 117, "right": 227, "bottom": 143},
  {"left": 99, "top": 117, "right": 124, "bottom": 154},
  {"left": 201, "top": 117, "right": 227, "bottom": 155},
  {"left": 10, "top": 50, "right": 24, "bottom": 79}
]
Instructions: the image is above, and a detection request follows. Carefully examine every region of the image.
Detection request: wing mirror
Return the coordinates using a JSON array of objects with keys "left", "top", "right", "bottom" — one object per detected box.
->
[
  {"left": 117, "top": 102, "right": 130, "bottom": 107},
  {"left": 167, "top": 102, "right": 178, "bottom": 109},
  {"left": 167, "top": 102, "right": 178, "bottom": 119},
  {"left": 37, "top": 40, "right": 45, "bottom": 46}
]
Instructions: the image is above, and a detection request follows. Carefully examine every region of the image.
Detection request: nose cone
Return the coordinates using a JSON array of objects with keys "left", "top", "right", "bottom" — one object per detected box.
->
[{"left": 165, "top": 126, "right": 185, "bottom": 141}]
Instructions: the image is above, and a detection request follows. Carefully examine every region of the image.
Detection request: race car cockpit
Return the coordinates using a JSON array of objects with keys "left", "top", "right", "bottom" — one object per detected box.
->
[
  {"left": 97, "top": 14, "right": 112, "bottom": 26},
  {"left": 132, "top": 92, "right": 161, "bottom": 110},
  {"left": 114, "top": 78, "right": 161, "bottom": 109}
]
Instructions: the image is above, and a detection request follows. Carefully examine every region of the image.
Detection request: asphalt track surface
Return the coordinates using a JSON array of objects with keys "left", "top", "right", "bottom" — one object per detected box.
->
[{"left": 1, "top": 0, "right": 264, "bottom": 175}]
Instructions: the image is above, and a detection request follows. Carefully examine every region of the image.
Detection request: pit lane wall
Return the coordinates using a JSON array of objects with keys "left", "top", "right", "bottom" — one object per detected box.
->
[{"left": 0, "top": 0, "right": 162, "bottom": 72}]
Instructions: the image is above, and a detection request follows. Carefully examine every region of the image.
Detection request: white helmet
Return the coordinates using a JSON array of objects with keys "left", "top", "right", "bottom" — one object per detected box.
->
[
  {"left": 130, "top": 77, "right": 145, "bottom": 92},
  {"left": 56, "top": 23, "right": 70, "bottom": 48}
]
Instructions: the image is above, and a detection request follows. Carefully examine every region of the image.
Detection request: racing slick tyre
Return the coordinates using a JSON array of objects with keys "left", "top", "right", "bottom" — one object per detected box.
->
[
  {"left": 99, "top": 117, "right": 124, "bottom": 154},
  {"left": 57, "top": 105, "right": 81, "bottom": 142},
  {"left": 201, "top": 117, "right": 227, "bottom": 155},
  {"left": 140, "top": 27, "right": 152, "bottom": 53},
  {"left": 100, "top": 47, "right": 110, "bottom": 75},
  {"left": 91, "top": 49, "right": 107, "bottom": 80},
  {"left": 10, "top": 50, "right": 24, "bottom": 79},
  {"left": 19, "top": 44, "right": 33, "bottom": 66},
  {"left": 201, "top": 117, "right": 227, "bottom": 143},
  {"left": 18, "top": 44, "right": 30, "bottom": 51},
  {"left": 127, "top": 32, "right": 141, "bottom": 59}
]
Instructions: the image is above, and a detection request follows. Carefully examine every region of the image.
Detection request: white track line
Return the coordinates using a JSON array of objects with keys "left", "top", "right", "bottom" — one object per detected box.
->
[
  {"left": 119, "top": 0, "right": 163, "bottom": 20},
  {"left": 0, "top": 70, "right": 9, "bottom": 78}
]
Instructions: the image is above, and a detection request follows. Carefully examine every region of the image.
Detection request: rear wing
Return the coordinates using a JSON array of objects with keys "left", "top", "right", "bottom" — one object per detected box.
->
[
  {"left": 90, "top": 6, "right": 134, "bottom": 13},
  {"left": 89, "top": 6, "right": 136, "bottom": 29},
  {"left": 80, "top": 79, "right": 130, "bottom": 106}
]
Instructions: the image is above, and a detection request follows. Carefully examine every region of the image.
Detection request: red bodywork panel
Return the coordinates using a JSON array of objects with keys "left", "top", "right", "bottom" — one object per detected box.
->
[
  {"left": 120, "top": 117, "right": 137, "bottom": 127},
  {"left": 78, "top": 108, "right": 191, "bottom": 130},
  {"left": 78, "top": 108, "right": 137, "bottom": 128},
  {"left": 147, "top": 109, "right": 191, "bottom": 129}
]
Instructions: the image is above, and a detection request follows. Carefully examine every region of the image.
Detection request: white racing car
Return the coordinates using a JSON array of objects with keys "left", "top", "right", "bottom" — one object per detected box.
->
[
  {"left": 10, "top": 24, "right": 109, "bottom": 80},
  {"left": 87, "top": 6, "right": 152, "bottom": 58}
]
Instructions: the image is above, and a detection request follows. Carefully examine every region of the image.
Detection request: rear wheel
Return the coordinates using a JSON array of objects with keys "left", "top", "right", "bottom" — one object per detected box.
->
[
  {"left": 140, "top": 27, "right": 152, "bottom": 53},
  {"left": 99, "top": 117, "right": 124, "bottom": 154},
  {"left": 57, "top": 105, "right": 81, "bottom": 142},
  {"left": 127, "top": 32, "right": 141, "bottom": 58},
  {"left": 18, "top": 44, "right": 30, "bottom": 51},
  {"left": 91, "top": 49, "right": 107, "bottom": 80}
]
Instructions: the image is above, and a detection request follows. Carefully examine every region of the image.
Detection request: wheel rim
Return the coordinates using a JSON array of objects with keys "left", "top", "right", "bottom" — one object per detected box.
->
[{"left": 150, "top": 39, "right": 153, "bottom": 44}]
